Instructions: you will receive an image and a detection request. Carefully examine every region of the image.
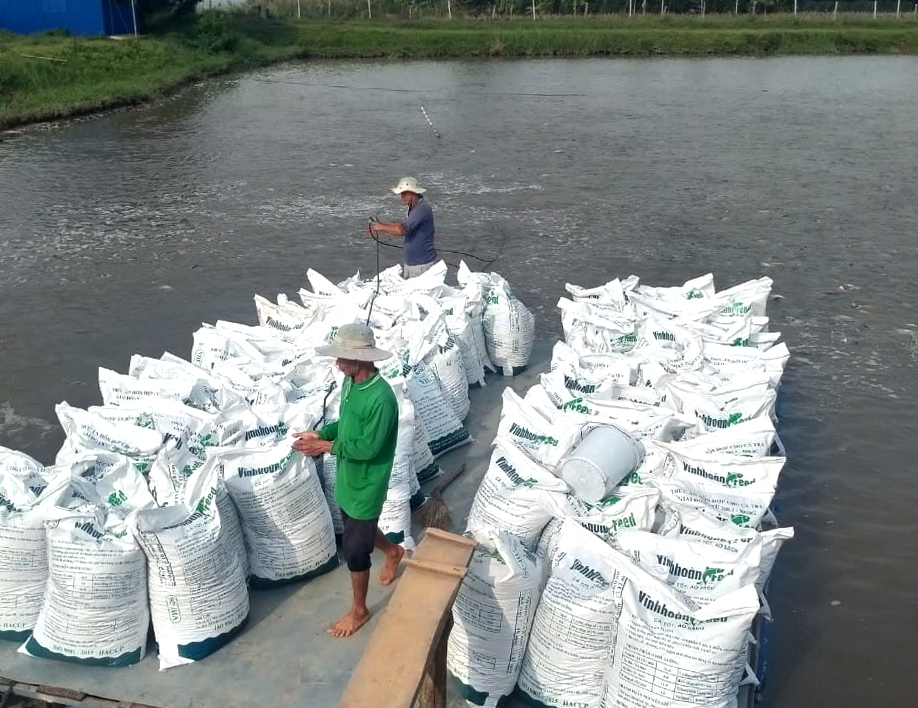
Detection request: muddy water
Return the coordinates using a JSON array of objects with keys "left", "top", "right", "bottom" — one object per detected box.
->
[{"left": 2, "top": 56, "right": 917, "bottom": 706}]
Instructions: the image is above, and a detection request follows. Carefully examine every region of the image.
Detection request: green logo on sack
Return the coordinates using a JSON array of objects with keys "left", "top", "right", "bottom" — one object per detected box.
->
[
  {"left": 106, "top": 489, "right": 128, "bottom": 507},
  {"left": 166, "top": 595, "right": 182, "bottom": 624},
  {"left": 509, "top": 422, "right": 558, "bottom": 447},
  {"left": 562, "top": 398, "right": 590, "bottom": 414},
  {"left": 731, "top": 514, "right": 751, "bottom": 526},
  {"left": 702, "top": 567, "right": 727, "bottom": 584},
  {"left": 188, "top": 432, "right": 215, "bottom": 457},
  {"left": 135, "top": 413, "right": 156, "bottom": 430},
  {"left": 685, "top": 289, "right": 704, "bottom": 300},
  {"left": 725, "top": 472, "right": 752, "bottom": 488}
]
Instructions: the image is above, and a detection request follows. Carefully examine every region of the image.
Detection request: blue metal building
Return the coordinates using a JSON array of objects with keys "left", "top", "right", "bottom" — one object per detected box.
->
[{"left": 0, "top": 0, "right": 138, "bottom": 36}]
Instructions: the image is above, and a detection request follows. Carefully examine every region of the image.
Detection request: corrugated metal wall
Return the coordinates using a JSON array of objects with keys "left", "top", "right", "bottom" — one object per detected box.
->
[
  {"left": 0, "top": 0, "right": 136, "bottom": 36},
  {"left": 103, "top": 1, "right": 137, "bottom": 35}
]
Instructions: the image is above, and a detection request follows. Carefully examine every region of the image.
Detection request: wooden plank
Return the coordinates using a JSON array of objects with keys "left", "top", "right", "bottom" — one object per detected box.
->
[
  {"left": 402, "top": 557, "right": 468, "bottom": 579},
  {"left": 336, "top": 530, "right": 476, "bottom": 708},
  {"left": 417, "top": 617, "right": 452, "bottom": 708}
]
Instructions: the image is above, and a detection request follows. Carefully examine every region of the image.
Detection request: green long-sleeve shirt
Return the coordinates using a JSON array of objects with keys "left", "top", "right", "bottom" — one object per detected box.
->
[{"left": 317, "top": 372, "right": 398, "bottom": 520}]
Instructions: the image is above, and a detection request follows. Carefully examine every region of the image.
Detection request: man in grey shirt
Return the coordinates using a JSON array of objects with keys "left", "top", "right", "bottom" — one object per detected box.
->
[{"left": 365, "top": 176, "right": 438, "bottom": 278}]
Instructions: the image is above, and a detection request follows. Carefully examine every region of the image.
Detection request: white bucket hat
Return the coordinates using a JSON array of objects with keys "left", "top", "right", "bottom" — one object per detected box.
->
[
  {"left": 391, "top": 176, "right": 426, "bottom": 195},
  {"left": 316, "top": 323, "right": 392, "bottom": 362}
]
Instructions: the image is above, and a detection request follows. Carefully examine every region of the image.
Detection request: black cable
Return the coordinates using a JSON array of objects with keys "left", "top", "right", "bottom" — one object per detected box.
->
[
  {"left": 366, "top": 220, "right": 382, "bottom": 325},
  {"left": 366, "top": 231, "right": 501, "bottom": 265}
]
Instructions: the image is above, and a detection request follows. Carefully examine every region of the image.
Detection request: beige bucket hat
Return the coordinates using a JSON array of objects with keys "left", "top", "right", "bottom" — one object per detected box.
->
[
  {"left": 316, "top": 323, "right": 392, "bottom": 362},
  {"left": 391, "top": 176, "right": 426, "bottom": 195}
]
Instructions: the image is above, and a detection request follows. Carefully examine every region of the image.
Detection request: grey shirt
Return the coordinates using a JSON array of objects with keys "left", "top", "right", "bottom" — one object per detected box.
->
[{"left": 402, "top": 197, "right": 437, "bottom": 266}]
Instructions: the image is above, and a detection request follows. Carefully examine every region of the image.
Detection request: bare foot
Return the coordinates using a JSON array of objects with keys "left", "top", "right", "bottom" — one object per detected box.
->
[
  {"left": 327, "top": 607, "right": 371, "bottom": 638},
  {"left": 378, "top": 544, "right": 405, "bottom": 586}
]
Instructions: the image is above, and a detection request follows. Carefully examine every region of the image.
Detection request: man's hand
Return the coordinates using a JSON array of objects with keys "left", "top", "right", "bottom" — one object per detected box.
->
[
  {"left": 292, "top": 436, "right": 332, "bottom": 456},
  {"left": 293, "top": 430, "right": 319, "bottom": 442}
]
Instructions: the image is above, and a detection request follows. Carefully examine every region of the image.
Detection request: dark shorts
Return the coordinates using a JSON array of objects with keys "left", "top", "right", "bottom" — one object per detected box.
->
[{"left": 341, "top": 509, "right": 379, "bottom": 573}]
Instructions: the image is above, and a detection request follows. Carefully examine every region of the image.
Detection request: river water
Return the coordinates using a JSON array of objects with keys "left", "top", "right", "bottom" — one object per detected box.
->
[{"left": 1, "top": 56, "right": 917, "bottom": 706}]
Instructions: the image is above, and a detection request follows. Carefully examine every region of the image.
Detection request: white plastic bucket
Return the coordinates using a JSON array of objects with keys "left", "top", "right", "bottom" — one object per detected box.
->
[{"left": 558, "top": 425, "right": 645, "bottom": 502}]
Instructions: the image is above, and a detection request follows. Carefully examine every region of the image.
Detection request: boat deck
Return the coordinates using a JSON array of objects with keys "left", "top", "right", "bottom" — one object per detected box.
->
[{"left": 0, "top": 344, "right": 551, "bottom": 708}]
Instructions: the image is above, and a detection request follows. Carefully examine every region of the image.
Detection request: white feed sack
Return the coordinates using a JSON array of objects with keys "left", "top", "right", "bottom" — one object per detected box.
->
[
  {"left": 536, "top": 486, "right": 660, "bottom": 579},
  {"left": 0, "top": 445, "right": 47, "bottom": 494},
  {"left": 636, "top": 272, "right": 717, "bottom": 305},
  {"left": 133, "top": 461, "right": 250, "bottom": 670},
  {"left": 454, "top": 264, "right": 496, "bottom": 375},
  {"left": 672, "top": 416, "right": 778, "bottom": 458},
  {"left": 550, "top": 340, "right": 636, "bottom": 388},
  {"left": 319, "top": 453, "right": 344, "bottom": 535},
  {"left": 658, "top": 444, "right": 786, "bottom": 502},
  {"left": 447, "top": 528, "right": 543, "bottom": 708},
  {"left": 254, "top": 293, "right": 319, "bottom": 338},
  {"left": 0, "top": 472, "right": 69, "bottom": 642},
  {"left": 496, "top": 388, "right": 581, "bottom": 469},
  {"left": 481, "top": 274, "right": 536, "bottom": 376},
  {"left": 600, "top": 568, "right": 760, "bottom": 708},
  {"left": 54, "top": 402, "right": 164, "bottom": 470},
  {"left": 615, "top": 529, "right": 764, "bottom": 608},
  {"left": 219, "top": 442, "right": 338, "bottom": 587},
  {"left": 406, "top": 358, "right": 470, "bottom": 458},
  {"left": 466, "top": 442, "right": 569, "bottom": 549},
  {"left": 378, "top": 384, "right": 417, "bottom": 549},
  {"left": 702, "top": 342, "right": 790, "bottom": 389},
  {"left": 20, "top": 505, "right": 149, "bottom": 667},
  {"left": 517, "top": 520, "right": 628, "bottom": 708},
  {"left": 653, "top": 445, "right": 786, "bottom": 529},
  {"left": 557, "top": 297, "right": 640, "bottom": 355},
  {"left": 98, "top": 367, "right": 195, "bottom": 408},
  {"left": 564, "top": 277, "right": 635, "bottom": 316},
  {"left": 410, "top": 309, "right": 471, "bottom": 422},
  {"left": 669, "top": 383, "right": 777, "bottom": 435},
  {"left": 87, "top": 399, "right": 219, "bottom": 465},
  {"left": 631, "top": 315, "right": 705, "bottom": 375},
  {"left": 539, "top": 371, "right": 694, "bottom": 443},
  {"left": 69, "top": 451, "right": 158, "bottom": 517},
  {"left": 445, "top": 309, "right": 488, "bottom": 387},
  {"left": 710, "top": 276, "right": 773, "bottom": 319},
  {"left": 669, "top": 505, "right": 794, "bottom": 601},
  {"left": 379, "top": 487, "right": 413, "bottom": 550},
  {"left": 128, "top": 353, "right": 225, "bottom": 413}
]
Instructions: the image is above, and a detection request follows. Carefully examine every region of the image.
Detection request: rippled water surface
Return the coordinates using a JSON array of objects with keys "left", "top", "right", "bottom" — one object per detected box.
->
[{"left": 2, "top": 55, "right": 918, "bottom": 706}]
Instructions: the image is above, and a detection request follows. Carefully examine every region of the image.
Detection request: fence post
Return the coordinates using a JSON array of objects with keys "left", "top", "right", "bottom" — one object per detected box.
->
[
  {"left": 701, "top": 0, "right": 705, "bottom": 15},
  {"left": 367, "top": 0, "right": 372, "bottom": 19},
  {"left": 448, "top": 0, "right": 452, "bottom": 19},
  {"left": 873, "top": 0, "right": 877, "bottom": 17},
  {"left": 794, "top": 0, "right": 797, "bottom": 15},
  {"left": 833, "top": 0, "right": 837, "bottom": 17},
  {"left": 896, "top": 0, "right": 901, "bottom": 16},
  {"left": 660, "top": 0, "right": 664, "bottom": 14},
  {"left": 532, "top": 0, "right": 536, "bottom": 19}
]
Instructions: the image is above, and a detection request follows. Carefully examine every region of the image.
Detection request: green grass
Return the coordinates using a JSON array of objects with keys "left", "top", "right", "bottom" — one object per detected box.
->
[{"left": 2, "top": 12, "right": 917, "bottom": 130}]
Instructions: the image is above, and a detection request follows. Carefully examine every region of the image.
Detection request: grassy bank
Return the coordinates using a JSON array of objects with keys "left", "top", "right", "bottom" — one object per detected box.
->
[{"left": 2, "top": 13, "right": 917, "bottom": 130}]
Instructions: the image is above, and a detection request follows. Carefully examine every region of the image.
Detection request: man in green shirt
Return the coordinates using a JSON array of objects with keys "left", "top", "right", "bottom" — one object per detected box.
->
[{"left": 292, "top": 323, "right": 404, "bottom": 638}]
